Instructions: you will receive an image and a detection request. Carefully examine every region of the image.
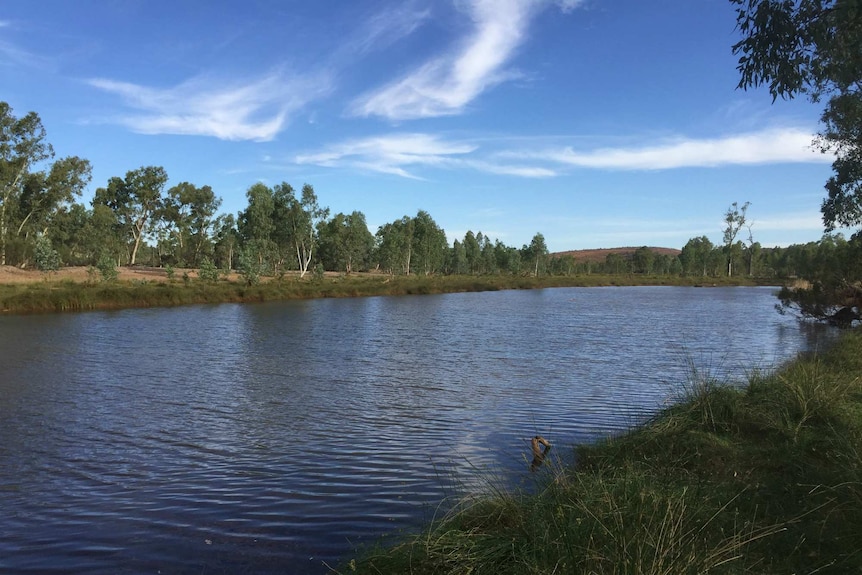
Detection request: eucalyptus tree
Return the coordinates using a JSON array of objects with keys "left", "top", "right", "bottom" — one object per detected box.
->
[
  {"left": 93, "top": 166, "right": 169, "bottom": 266},
  {"left": 680, "top": 236, "right": 716, "bottom": 276},
  {"left": 237, "top": 182, "right": 275, "bottom": 269},
  {"left": 318, "top": 210, "right": 374, "bottom": 273},
  {"left": 82, "top": 203, "right": 125, "bottom": 265},
  {"left": 48, "top": 202, "right": 90, "bottom": 265},
  {"left": 631, "top": 246, "right": 656, "bottom": 274},
  {"left": 270, "top": 182, "right": 297, "bottom": 273},
  {"left": 494, "top": 240, "right": 519, "bottom": 274},
  {"left": 213, "top": 213, "right": 238, "bottom": 271},
  {"left": 480, "top": 233, "right": 498, "bottom": 274},
  {"left": 463, "top": 231, "right": 481, "bottom": 274},
  {"left": 162, "top": 182, "right": 221, "bottom": 266},
  {"left": 732, "top": 0, "right": 862, "bottom": 324},
  {"left": 412, "top": 210, "right": 448, "bottom": 275},
  {"left": 732, "top": 0, "right": 862, "bottom": 230},
  {"left": 527, "top": 232, "right": 549, "bottom": 277},
  {"left": 284, "top": 184, "right": 329, "bottom": 277},
  {"left": 723, "top": 201, "right": 749, "bottom": 276},
  {"left": 376, "top": 217, "right": 413, "bottom": 275},
  {"left": 17, "top": 155, "right": 91, "bottom": 243},
  {"left": 450, "top": 239, "right": 468, "bottom": 274},
  {"left": 1, "top": 102, "right": 92, "bottom": 266}
]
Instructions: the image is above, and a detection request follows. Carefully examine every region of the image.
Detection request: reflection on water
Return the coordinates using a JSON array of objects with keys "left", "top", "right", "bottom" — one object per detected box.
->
[{"left": 0, "top": 286, "right": 835, "bottom": 573}]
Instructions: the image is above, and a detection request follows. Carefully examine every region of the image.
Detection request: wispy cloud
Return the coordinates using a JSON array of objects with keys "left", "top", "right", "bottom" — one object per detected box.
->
[
  {"left": 296, "top": 133, "right": 476, "bottom": 179},
  {"left": 755, "top": 213, "right": 825, "bottom": 232},
  {"left": 88, "top": 69, "right": 331, "bottom": 141},
  {"left": 295, "top": 132, "right": 556, "bottom": 178},
  {"left": 352, "top": 0, "right": 571, "bottom": 120},
  {"left": 296, "top": 127, "right": 828, "bottom": 179},
  {"left": 521, "top": 128, "right": 830, "bottom": 170},
  {"left": 349, "top": 2, "right": 432, "bottom": 56},
  {"left": 0, "top": 20, "right": 50, "bottom": 69}
]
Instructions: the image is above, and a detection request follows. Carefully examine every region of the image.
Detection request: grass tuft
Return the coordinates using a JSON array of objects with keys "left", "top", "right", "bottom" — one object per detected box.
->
[{"left": 344, "top": 329, "right": 862, "bottom": 574}]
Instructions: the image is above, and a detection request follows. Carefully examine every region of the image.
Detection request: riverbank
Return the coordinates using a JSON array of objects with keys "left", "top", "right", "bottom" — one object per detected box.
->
[
  {"left": 0, "top": 266, "right": 770, "bottom": 314},
  {"left": 345, "top": 328, "right": 862, "bottom": 574}
]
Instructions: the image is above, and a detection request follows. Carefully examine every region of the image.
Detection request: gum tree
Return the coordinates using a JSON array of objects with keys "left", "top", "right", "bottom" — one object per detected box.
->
[
  {"left": 732, "top": 0, "right": 862, "bottom": 323},
  {"left": 94, "top": 166, "right": 168, "bottom": 266},
  {"left": 723, "top": 201, "right": 749, "bottom": 277}
]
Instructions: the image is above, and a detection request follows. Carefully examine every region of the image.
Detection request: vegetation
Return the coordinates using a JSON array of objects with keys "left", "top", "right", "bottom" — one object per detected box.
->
[
  {"left": 345, "top": 328, "right": 862, "bottom": 574},
  {"left": 732, "top": 0, "right": 862, "bottom": 325},
  {"left": 0, "top": 272, "right": 764, "bottom": 315},
  {"left": 1, "top": 99, "right": 858, "bottom": 325}
]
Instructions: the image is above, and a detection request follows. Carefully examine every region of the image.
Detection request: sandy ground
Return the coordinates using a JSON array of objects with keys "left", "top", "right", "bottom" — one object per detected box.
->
[{"left": 0, "top": 265, "right": 231, "bottom": 284}]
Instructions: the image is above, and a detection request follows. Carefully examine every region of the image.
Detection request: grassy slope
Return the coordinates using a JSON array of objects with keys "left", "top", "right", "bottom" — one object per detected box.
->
[
  {"left": 0, "top": 273, "right": 765, "bottom": 314},
  {"left": 347, "top": 329, "right": 862, "bottom": 575}
]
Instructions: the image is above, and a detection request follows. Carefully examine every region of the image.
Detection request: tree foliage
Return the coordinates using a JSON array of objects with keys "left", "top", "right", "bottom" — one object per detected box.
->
[
  {"left": 93, "top": 166, "right": 168, "bottom": 266},
  {"left": 732, "top": 0, "right": 862, "bottom": 229},
  {"left": 732, "top": 1, "right": 862, "bottom": 324}
]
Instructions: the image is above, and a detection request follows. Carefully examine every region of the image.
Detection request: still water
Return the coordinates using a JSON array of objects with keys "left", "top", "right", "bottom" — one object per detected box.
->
[{"left": 0, "top": 286, "right": 833, "bottom": 574}]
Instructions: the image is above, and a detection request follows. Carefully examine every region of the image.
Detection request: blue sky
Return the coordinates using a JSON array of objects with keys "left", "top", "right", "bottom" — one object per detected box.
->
[{"left": 1, "top": 0, "right": 838, "bottom": 252}]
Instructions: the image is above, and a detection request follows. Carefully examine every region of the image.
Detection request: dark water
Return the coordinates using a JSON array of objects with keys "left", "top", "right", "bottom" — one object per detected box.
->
[{"left": 0, "top": 286, "right": 834, "bottom": 574}]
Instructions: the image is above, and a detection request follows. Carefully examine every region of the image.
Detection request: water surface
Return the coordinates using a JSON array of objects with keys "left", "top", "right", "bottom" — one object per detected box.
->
[{"left": 0, "top": 286, "right": 833, "bottom": 573}]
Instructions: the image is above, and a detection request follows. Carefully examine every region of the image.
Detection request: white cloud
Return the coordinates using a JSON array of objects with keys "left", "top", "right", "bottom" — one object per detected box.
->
[
  {"left": 88, "top": 69, "right": 331, "bottom": 141},
  {"left": 295, "top": 132, "right": 556, "bottom": 178},
  {"left": 754, "top": 213, "right": 825, "bottom": 232},
  {"left": 532, "top": 128, "right": 830, "bottom": 170},
  {"left": 296, "top": 133, "right": 476, "bottom": 178},
  {"left": 350, "top": 2, "right": 432, "bottom": 55},
  {"left": 351, "top": 0, "right": 539, "bottom": 119}
]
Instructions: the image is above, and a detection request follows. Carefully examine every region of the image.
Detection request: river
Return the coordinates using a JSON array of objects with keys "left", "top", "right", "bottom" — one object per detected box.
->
[{"left": 0, "top": 286, "right": 833, "bottom": 574}]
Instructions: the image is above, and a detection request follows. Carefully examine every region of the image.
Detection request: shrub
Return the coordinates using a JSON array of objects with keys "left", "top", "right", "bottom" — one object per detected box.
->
[
  {"left": 34, "top": 235, "right": 60, "bottom": 272},
  {"left": 198, "top": 258, "right": 219, "bottom": 282},
  {"left": 96, "top": 253, "right": 118, "bottom": 282}
]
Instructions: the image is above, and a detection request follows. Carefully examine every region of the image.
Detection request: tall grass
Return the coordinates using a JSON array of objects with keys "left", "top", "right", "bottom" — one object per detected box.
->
[{"left": 345, "top": 329, "right": 862, "bottom": 574}]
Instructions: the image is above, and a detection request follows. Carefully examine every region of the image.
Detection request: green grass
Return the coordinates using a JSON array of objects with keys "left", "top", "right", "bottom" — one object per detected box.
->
[
  {"left": 343, "top": 329, "right": 862, "bottom": 574},
  {"left": 0, "top": 272, "right": 768, "bottom": 314}
]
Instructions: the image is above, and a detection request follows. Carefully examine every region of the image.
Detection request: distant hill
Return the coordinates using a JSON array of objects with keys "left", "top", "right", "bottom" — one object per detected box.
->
[{"left": 550, "top": 246, "right": 682, "bottom": 263}]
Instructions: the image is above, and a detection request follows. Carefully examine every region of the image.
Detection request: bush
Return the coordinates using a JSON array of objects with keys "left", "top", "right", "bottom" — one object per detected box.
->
[
  {"left": 96, "top": 253, "right": 118, "bottom": 282},
  {"left": 34, "top": 235, "right": 60, "bottom": 272},
  {"left": 198, "top": 258, "right": 219, "bottom": 282}
]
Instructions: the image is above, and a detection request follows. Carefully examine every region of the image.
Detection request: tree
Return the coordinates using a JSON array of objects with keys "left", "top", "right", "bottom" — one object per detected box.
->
[
  {"left": 162, "top": 182, "right": 221, "bottom": 266},
  {"left": 93, "top": 166, "right": 169, "bottom": 266},
  {"left": 318, "top": 211, "right": 374, "bottom": 273},
  {"left": 680, "top": 236, "right": 716, "bottom": 276},
  {"left": 723, "top": 201, "right": 749, "bottom": 276},
  {"left": 287, "top": 184, "right": 329, "bottom": 278},
  {"left": 237, "top": 182, "right": 275, "bottom": 270},
  {"left": 0, "top": 102, "right": 90, "bottom": 265},
  {"left": 376, "top": 217, "right": 413, "bottom": 275},
  {"left": 450, "top": 239, "right": 468, "bottom": 274},
  {"left": 731, "top": 0, "right": 862, "bottom": 230},
  {"left": 411, "top": 210, "right": 448, "bottom": 275},
  {"left": 632, "top": 246, "right": 656, "bottom": 274},
  {"left": 463, "top": 231, "right": 481, "bottom": 274},
  {"left": 17, "top": 155, "right": 91, "bottom": 240},
  {"left": 213, "top": 213, "right": 238, "bottom": 271},
  {"left": 527, "top": 233, "right": 549, "bottom": 277}
]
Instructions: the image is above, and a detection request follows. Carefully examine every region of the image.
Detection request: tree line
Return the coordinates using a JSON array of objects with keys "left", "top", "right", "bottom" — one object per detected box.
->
[
  {"left": 2, "top": 100, "right": 857, "bottom": 283},
  {"left": 0, "top": 101, "right": 554, "bottom": 279}
]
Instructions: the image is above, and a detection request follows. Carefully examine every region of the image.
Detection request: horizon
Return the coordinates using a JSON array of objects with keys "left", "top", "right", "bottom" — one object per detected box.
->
[{"left": 0, "top": 0, "right": 846, "bottom": 253}]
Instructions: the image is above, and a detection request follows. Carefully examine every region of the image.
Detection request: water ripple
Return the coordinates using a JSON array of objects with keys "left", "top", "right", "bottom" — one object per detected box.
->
[{"left": 0, "top": 287, "right": 835, "bottom": 573}]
